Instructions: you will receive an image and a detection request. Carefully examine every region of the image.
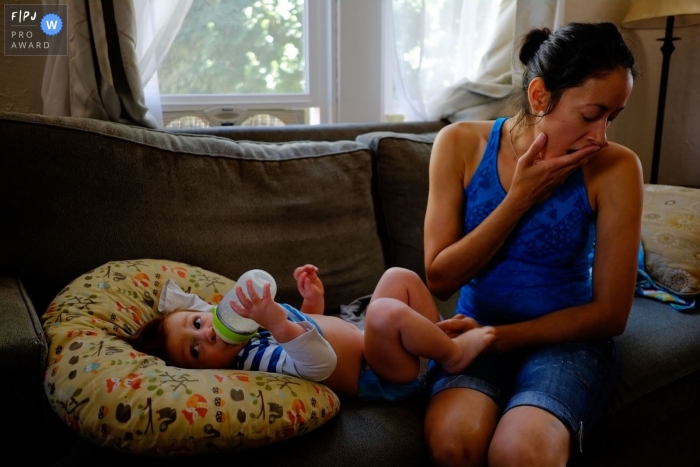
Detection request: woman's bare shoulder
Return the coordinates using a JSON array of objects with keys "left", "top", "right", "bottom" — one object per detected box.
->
[
  {"left": 435, "top": 120, "right": 494, "bottom": 146},
  {"left": 432, "top": 120, "right": 495, "bottom": 171},
  {"left": 587, "top": 141, "right": 642, "bottom": 177},
  {"left": 584, "top": 141, "right": 643, "bottom": 210}
]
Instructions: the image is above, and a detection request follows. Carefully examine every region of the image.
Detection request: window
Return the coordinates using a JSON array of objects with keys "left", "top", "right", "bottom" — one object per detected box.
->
[
  {"left": 160, "top": 0, "right": 332, "bottom": 126},
  {"left": 157, "top": 0, "right": 508, "bottom": 127},
  {"left": 159, "top": 0, "right": 391, "bottom": 126}
]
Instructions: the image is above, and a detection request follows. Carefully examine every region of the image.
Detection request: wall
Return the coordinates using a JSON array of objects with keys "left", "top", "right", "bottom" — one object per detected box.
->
[
  {"left": 0, "top": 0, "right": 45, "bottom": 114},
  {"left": 563, "top": 0, "right": 700, "bottom": 187},
  {"left": 336, "top": 0, "right": 383, "bottom": 122}
]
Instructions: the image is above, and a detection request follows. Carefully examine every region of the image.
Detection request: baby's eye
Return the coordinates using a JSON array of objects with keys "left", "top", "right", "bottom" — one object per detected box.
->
[
  {"left": 194, "top": 317, "right": 202, "bottom": 329},
  {"left": 191, "top": 344, "right": 200, "bottom": 359}
]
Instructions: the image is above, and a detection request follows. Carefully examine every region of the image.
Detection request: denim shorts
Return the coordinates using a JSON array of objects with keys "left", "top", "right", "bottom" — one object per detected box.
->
[{"left": 426, "top": 338, "right": 617, "bottom": 450}]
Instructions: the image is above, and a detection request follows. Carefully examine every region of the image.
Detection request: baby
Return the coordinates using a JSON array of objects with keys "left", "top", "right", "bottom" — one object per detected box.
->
[{"left": 127, "top": 265, "right": 494, "bottom": 401}]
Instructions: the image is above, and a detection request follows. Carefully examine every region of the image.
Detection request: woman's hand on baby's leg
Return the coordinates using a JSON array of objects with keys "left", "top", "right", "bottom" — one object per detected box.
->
[
  {"left": 437, "top": 314, "right": 481, "bottom": 338},
  {"left": 442, "top": 326, "right": 496, "bottom": 374}
]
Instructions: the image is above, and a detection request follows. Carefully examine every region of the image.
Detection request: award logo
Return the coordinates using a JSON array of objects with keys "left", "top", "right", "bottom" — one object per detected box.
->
[{"left": 5, "top": 4, "right": 67, "bottom": 56}]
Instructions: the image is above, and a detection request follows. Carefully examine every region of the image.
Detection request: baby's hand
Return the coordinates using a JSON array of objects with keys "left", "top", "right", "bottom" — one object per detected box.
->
[
  {"left": 229, "top": 281, "right": 286, "bottom": 330},
  {"left": 294, "top": 264, "right": 324, "bottom": 302}
]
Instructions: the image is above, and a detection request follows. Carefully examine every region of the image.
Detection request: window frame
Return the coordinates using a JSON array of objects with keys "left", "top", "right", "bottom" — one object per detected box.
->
[{"left": 160, "top": 0, "right": 334, "bottom": 123}]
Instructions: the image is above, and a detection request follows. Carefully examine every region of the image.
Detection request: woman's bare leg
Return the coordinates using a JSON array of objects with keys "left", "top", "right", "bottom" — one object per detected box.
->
[
  {"left": 425, "top": 388, "right": 500, "bottom": 467},
  {"left": 488, "top": 406, "right": 570, "bottom": 467}
]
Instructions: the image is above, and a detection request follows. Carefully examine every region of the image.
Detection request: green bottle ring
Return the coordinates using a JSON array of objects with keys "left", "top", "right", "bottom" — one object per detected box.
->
[{"left": 212, "top": 306, "right": 257, "bottom": 344}]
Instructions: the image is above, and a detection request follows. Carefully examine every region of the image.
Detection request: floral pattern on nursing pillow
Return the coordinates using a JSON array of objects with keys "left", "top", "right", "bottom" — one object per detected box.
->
[{"left": 42, "top": 259, "right": 340, "bottom": 456}]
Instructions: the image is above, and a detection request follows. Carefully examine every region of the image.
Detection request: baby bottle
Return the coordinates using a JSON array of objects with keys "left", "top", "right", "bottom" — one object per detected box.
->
[{"left": 212, "top": 269, "right": 277, "bottom": 344}]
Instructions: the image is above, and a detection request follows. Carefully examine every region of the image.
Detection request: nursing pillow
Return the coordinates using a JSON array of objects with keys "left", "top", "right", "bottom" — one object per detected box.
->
[{"left": 42, "top": 259, "right": 340, "bottom": 455}]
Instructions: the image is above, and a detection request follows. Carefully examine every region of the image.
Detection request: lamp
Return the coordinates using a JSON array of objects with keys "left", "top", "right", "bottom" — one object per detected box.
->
[{"left": 622, "top": 0, "right": 700, "bottom": 184}]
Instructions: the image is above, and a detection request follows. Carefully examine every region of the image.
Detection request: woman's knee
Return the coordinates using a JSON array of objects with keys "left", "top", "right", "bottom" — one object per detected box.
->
[
  {"left": 488, "top": 407, "right": 570, "bottom": 467},
  {"left": 426, "top": 425, "right": 489, "bottom": 467},
  {"left": 424, "top": 390, "right": 497, "bottom": 467},
  {"left": 489, "top": 434, "right": 541, "bottom": 467}
]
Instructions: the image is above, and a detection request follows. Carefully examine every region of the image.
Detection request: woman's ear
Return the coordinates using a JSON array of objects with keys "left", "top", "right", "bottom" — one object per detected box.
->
[{"left": 527, "top": 77, "right": 549, "bottom": 115}]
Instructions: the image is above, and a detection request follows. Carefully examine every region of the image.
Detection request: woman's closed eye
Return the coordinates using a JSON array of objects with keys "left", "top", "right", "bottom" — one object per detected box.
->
[{"left": 582, "top": 113, "right": 618, "bottom": 123}]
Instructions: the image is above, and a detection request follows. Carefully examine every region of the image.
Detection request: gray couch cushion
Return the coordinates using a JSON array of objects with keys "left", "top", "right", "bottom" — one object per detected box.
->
[
  {"left": 577, "top": 297, "right": 700, "bottom": 464},
  {"left": 356, "top": 132, "right": 435, "bottom": 280},
  {"left": 0, "top": 112, "right": 385, "bottom": 313},
  {"left": 610, "top": 297, "right": 700, "bottom": 412}
]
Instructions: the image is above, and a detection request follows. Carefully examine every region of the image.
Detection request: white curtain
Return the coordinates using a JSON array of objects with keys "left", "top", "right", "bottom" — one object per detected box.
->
[
  {"left": 387, "top": 0, "right": 564, "bottom": 122},
  {"left": 42, "top": 0, "right": 156, "bottom": 127},
  {"left": 133, "top": 0, "right": 192, "bottom": 128},
  {"left": 42, "top": 0, "right": 190, "bottom": 128}
]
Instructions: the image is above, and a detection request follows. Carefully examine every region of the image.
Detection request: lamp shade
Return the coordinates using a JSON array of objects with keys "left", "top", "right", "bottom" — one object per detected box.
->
[{"left": 622, "top": 0, "right": 700, "bottom": 29}]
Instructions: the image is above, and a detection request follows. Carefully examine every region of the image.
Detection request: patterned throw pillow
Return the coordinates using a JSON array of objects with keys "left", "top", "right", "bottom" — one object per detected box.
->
[
  {"left": 641, "top": 185, "right": 700, "bottom": 297},
  {"left": 42, "top": 259, "right": 340, "bottom": 456}
]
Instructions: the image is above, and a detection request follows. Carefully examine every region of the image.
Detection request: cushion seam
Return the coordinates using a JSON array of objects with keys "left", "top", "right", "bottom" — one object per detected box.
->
[{"left": 373, "top": 137, "right": 434, "bottom": 269}]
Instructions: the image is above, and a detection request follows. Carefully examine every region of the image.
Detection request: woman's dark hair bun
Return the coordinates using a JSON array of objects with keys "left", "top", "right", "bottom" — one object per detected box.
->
[
  {"left": 511, "top": 22, "right": 638, "bottom": 123},
  {"left": 519, "top": 28, "right": 551, "bottom": 66}
]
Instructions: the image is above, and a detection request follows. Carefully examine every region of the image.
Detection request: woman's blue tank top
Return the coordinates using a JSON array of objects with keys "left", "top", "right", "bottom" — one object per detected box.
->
[{"left": 456, "top": 118, "right": 596, "bottom": 325}]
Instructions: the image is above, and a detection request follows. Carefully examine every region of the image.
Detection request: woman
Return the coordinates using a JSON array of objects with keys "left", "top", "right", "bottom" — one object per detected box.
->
[{"left": 423, "top": 22, "right": 643, "bottom": 466}]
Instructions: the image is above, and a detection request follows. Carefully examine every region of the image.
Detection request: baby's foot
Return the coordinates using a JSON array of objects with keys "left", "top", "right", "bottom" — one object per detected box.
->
[{"left": 442, "top": 327, "right": 495, "bottom": 374}]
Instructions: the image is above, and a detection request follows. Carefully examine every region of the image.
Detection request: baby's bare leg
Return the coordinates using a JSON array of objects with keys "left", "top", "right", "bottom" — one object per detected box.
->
[
  {"left": 441, "top": 327, "right": 495, "bottom": 374},
  {"left": 364, "top": 297, "right": 494, "bottom": 383},
  {"left": 369, "top": 267, "right": 439, "bottom": 322}
]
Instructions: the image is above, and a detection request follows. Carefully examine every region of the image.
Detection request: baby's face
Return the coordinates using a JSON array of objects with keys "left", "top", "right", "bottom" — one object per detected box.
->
[{"left": 164, "top": 311, "right": 245, "bottom": 369}]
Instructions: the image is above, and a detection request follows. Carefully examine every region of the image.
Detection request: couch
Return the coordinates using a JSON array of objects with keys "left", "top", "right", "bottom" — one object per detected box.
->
[{"left": 1, "top": 110, "right": 699, "bottom": 466}]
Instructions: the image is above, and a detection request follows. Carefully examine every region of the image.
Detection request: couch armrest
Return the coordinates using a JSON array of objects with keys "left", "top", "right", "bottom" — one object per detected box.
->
[
  {"left": 0, "top": 275, "right": 47, "bottom": 366},
  {"left": 0, "top": 276, "right": 52, "bottom": 462}
]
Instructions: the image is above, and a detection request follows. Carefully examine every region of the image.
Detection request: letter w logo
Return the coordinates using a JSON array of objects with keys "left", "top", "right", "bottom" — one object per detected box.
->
[{"left": 45, "top": 20, "right": 58, "bottom": 30}]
